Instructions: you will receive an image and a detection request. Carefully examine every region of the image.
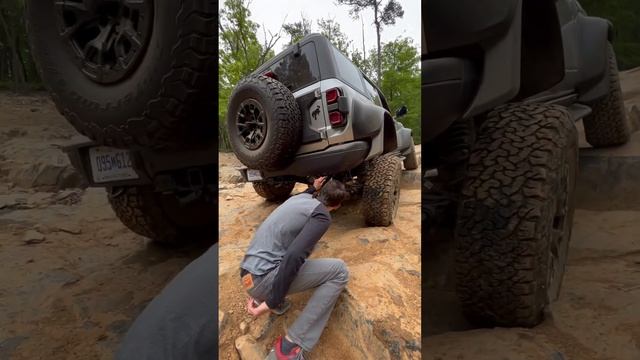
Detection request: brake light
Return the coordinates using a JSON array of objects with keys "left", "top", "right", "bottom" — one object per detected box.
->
[
  {"left": 325, "top": 88, "right": 340, "bottom": 104},
  {"left": 263, "top": 71, "right": 277, "bottom": 79},
  {"left": 329, "top": 111, "right": 345, "bottom": 126}
]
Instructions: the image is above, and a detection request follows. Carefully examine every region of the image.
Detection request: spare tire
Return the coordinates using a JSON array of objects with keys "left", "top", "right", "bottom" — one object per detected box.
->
[
  {"left": 227, "top": 75, "right": 302, "bottom": 171},
  {"left": 25, "top": 1, "right": 216, "bottom": 149}
]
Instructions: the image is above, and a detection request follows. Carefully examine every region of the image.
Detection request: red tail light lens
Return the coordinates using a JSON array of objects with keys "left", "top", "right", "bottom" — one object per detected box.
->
[
  {"left": 329, "top": 111, "right": 345, "bottom": 126},
  {"left": 326, "top": 88, "right": 340, "bottom": 104},
  {"left": 263, "top": 71, "right": 277, "bottom": 79}
]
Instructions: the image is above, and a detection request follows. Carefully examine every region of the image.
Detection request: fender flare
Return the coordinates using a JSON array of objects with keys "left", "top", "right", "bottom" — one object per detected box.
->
[{"left": 577, "top": 16, "right": 612, "bottom": 102}]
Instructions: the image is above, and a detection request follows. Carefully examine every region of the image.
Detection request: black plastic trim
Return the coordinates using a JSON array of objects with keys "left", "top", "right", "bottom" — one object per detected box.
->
[
  {"left": 422, "top": 57, "right": 478, "bottom": 143},
  {"left": 351, "top": 96, "right": 385, "bottom": 140}
]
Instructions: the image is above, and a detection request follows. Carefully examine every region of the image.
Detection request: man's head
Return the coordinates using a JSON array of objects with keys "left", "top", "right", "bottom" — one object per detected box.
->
[{"left": 315, "top": 179, "right": 349, "bottom": 211}]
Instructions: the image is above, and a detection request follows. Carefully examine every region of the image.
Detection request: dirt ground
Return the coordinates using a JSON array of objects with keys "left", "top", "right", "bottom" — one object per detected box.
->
[
  {"left": 0, "top": 93, "right": 211, "bottom": 359},
  {"left": 423, "top": 69, "right": 640, "bottom": 360},
  {"left": 218, "top": 153, "right": 422, "bottom": 359}
]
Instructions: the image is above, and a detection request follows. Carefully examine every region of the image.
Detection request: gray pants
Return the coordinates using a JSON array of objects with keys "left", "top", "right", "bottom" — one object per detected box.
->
[{"left": 247, "top": 258, "right": 349, "bottom": 351}]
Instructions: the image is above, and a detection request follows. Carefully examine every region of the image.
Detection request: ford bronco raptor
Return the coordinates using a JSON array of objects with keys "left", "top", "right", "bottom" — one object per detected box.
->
[
  {"left": 423, "top": 0, "right": 630, "bottom": 327},
  {"left": 226, "top": 34, "right": 418, "bottom": 226}
]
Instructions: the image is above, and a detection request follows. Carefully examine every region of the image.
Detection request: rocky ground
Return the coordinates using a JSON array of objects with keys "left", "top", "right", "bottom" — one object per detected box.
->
[
  {"left": 218, "top": 152, "right": 422, "bottom": 359},
  {"left": 423, "top": 69, "right": 640, "bottom": 360},
  {"left": 0, "top": 93, "right": 211, "bottom": 359}
]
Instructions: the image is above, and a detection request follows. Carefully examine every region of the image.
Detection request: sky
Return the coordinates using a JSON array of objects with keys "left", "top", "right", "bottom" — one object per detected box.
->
[{"left": 226, "top": 0, "right": 421, "bottom": 54}]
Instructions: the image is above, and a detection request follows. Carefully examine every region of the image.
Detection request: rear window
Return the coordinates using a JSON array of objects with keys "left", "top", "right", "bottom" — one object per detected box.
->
[
  {"left": 265, "top": 42, "right": 321, "bottom": 92},
  {"left": 331, "top": 47, "right": 365, "bottom": 93}
]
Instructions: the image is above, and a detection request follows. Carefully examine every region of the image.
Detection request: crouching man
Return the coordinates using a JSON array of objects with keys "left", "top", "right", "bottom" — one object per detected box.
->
[{"left": 240, "top": 177, "right": 350, "bottom": 359}]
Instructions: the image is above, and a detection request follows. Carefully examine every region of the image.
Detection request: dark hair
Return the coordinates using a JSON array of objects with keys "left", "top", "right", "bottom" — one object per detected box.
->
[{"left": 315, "top": 179, "right": 349, "bottom": 207}]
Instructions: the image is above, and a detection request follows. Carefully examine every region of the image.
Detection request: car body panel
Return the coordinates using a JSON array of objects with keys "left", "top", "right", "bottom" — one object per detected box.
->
[{"left": 423, "top": 0, "right": 615, "bottom": 157}]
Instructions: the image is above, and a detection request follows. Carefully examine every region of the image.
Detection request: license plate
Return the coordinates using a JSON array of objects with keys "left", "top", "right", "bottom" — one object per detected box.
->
[
  {"left": 89, "top": 147, "right": 139, "bottom": 183},
  {"left": 246, "top": 169, "right": 263, "bottom": 182}
]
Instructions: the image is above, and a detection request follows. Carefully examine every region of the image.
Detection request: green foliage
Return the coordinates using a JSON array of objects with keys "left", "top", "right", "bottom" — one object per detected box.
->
[
  {"left": 580, "top": 0, "right": 640, "bottom": 70},
  {"left": 351, "top": 50, "right": 376, "bottom": 80},
  {"left": 378, "top": 38, "right": 421, "bottom": 143},
  {"left": 336, "top": 0, "right": 404, "bottom": 85},
  {"left": 283, "top": 18, "right": 312, "bottom": 46},
  {"left": 0, "top": 0, "right": 41, "bottom": 89},
  {"left": 218, "top": 0, "right": 280, "bottom": 150},
  {"left": 317, "top": 18, "right": 351, "bottom": 54}
]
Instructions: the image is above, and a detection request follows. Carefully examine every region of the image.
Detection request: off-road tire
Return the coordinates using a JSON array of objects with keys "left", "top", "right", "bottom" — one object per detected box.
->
[
  {"left": 253, "top": 180, "right": 296, "bottom": 201},
  {"left": 25, "top": 1, "right": 217, "bottom": 149},
  {"left": 108, "top": 186, "right": 215, "bottom": 244},
  {"left": 227, "top": 75, "right": 302, "bottom": 171},
  {"left": 455, "top": 103, "right": 578, "bottom": 327},
  {"left": 404, "top": 138, "right": 419, "bottom": 170},
  {"left": 582, "top": 43, "right": 631, "bottom": 147},
  {"left": 362, "top": 154, "right": 402, "bottom": 226}
]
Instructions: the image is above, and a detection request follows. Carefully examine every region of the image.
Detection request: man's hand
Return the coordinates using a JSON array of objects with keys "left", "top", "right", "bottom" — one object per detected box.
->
[
  {"left": 246, "top": 298, "right": 270, "bottom": 317},
  {"left": 313, "top": 176, "right": 327, "bottom": 191}
]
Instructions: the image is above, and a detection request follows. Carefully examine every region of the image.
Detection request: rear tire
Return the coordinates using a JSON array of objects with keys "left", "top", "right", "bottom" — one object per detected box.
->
[
  {"left": 253, "top": 180, "right": 296, "bottom": 201},
  {"left": 25, "top": 1, "right": 217, "bottom": 149},
  {"left": 108, "top": 186, "right": 215, "bottom": 244},
  {"left": 582, "top": 43, "right": 631, "bottom": 147},
  {"left": 455, "top": 103, "right": 578, "bottom": 327},
  {"left": 362, "top": 154, "right": 402, "bottom": 226}
]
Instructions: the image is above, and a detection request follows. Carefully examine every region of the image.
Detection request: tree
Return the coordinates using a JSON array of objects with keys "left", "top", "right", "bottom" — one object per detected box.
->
[
  {"left": 379, "top": 37, "right": 420, "bottom": 143},
  {"left": 283, "top": 17, "right": 312, "bottom": 45},
  {"left": 0, "top": 0, "right": 40, "bottom": 89},
  {"left": 350, "top": 49, "right": 375, "bottom": 80},
  {"left": 317, "top": 18, "right": 351, "bottom": 54},
  {"left": 580, "top": 0, "right": 640, "bottom": 70},
  {"left": 336, "top": 0, "right": 404, "bottom": 85}
]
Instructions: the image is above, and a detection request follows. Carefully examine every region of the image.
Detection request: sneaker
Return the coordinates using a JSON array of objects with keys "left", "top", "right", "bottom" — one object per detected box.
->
[
  {"left": 270, "top": 298, "right": 292, "bottom": 315},
  {"left": 265, "top": 336, "right": 304, "bottom": 360}
]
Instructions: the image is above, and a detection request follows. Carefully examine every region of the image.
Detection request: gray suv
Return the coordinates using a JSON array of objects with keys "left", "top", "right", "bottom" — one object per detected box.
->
[
  {"left": 227, "top": 34, "right": 418, "bottom": 226},
  {"left": 423, "top": 0, "right": 630, "bottom": 327}
]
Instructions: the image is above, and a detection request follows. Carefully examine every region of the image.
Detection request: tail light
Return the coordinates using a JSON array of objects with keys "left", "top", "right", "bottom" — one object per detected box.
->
[
  {"left": 325, "top": 88, "right": 340, "bottom": 104},
  {"left": 263, "top": 71, "right": 277, "bottom": 79},
  {"left": 326, "top": 88, "right": 345, "bottom": 127},
  {"left": 329, "top": 111, "right": 345, "bottom": 126}
]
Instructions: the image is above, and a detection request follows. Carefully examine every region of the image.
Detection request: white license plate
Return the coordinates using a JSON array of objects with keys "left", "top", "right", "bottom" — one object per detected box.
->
[
  {"left": 89, "top": 147, "right": 139, "bottom": 183},
  {"left": 246, "top": 169, "right": 263, "bottom": 182}
]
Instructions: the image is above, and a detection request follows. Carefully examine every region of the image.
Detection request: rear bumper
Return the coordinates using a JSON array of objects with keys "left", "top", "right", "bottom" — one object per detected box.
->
[
  {"left": 63, "top": 137, "right": 217, "bottom": 190},
  {"left": 261, "top": 141, "right": 370, "bottom": 178},
  {"left": 63, "top": 138, "right": 151, "bottom": 188}
]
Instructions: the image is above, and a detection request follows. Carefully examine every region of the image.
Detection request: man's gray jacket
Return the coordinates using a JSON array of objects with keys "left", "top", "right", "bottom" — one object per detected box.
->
[{"left": 240, "top": 188, "right": 331, "bottom": 309}]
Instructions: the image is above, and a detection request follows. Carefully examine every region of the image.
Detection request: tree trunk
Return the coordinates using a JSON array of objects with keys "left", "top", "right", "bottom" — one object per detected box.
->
[
  {"left": 361, "top": 15, "right": 366, "bottom": 58},
  {"left": 14, "top": 32, "right": 27, "bottom": 82},
  {"left": 374, "top": 4, "right": 382, "bottom": 86},
  {"left": 0, "top": 49, "right": 4, "bottom": 81},
  {"left": 0, "top": 10, "right": 25, "bottom": 87}
]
